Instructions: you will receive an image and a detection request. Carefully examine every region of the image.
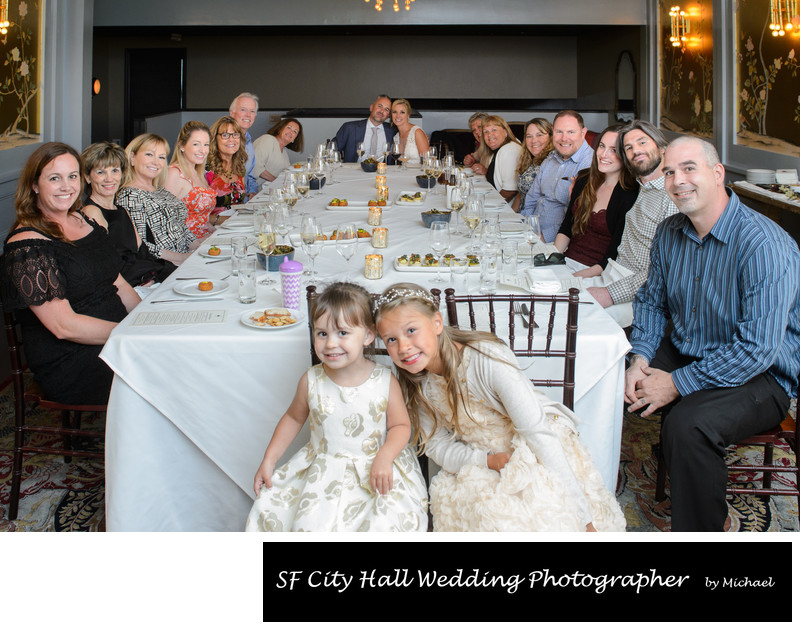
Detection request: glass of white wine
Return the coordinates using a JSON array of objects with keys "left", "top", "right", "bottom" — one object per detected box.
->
[
  {"left": 463, "top": 197, "right": 483, "bottom": 254},
  {"left": 296, "top": 173, "right": 310, "bottom": 202},
  {"left": 356, "top": 142, "right": 366, "bottom": 163},
  {"left": 449, "top": 185, "right": 465, "bottom": 235},
  {"left": 282, "top": 182, "right": 299, "bottom": 213},
  {"left": 257, "top": 222, "right": 277, "bottom": 286},
  {"left": 425, "top": 158, "right": 443, "bottom": 196}
]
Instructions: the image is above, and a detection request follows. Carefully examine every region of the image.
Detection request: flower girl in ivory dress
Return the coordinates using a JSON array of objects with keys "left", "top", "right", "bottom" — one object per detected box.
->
[
  {"left": 245, "top": 282, "right": 428, "bottom": 532},
  {"left": 374, "top": 283, "right": 626, "bottom": 532}
]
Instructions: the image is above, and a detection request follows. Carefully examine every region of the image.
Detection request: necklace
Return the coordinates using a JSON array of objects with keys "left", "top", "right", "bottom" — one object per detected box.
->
[{"left": 89, "top": 195, "right": 116, "bottom": 210}]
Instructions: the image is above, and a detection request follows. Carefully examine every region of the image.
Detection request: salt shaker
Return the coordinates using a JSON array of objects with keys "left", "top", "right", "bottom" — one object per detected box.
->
[{"left": 279, "top": 257, "right": 303, "bottom": 309}]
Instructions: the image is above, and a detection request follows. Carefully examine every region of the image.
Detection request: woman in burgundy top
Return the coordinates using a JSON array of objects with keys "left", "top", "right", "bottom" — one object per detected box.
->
[{"left": 554, "top": 124, "right": 639, "bottom": 277}]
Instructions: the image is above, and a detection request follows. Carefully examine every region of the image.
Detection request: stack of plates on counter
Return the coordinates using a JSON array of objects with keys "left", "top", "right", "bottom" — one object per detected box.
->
[{"left": 746, "top": 169, "right": 776, "bottom": 185}]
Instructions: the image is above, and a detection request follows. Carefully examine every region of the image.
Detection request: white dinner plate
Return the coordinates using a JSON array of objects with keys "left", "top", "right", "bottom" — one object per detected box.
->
[
  {"left": 240, "top": 308, "right": 304, "bottom": 330},
  {"left": 218, "top": 218, "right": 253, "bottom": 231},
  {"left": 394, "top": 191, "right": 427, "bottom": 206},
  {"left": 199, "top": 244, "right": 233, "bottom": 259},
  {"left": 499, "top": 221, "right": 525, "bottom": 234},
  {"left": 173, "top": 279, "right": 230, "bottom": 297},
  {"left": 289, "top": 234, "right": 372, "bottom": 248}
]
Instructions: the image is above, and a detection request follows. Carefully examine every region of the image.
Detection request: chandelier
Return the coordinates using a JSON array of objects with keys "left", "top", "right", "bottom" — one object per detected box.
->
[
  {"left": 769, "top": 0, "right": 798, "bottom": 36},
  {"left": 365, "top": 0, "right": 415, "bottom": 12},
  {"left": 669, "top": 6, "right": 689, "bottom": 47}
]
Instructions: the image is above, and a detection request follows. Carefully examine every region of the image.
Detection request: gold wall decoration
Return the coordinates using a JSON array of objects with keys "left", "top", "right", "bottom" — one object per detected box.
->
[
  {"left": 737, "top": 0, "right": 800, "bottom": 157},
  {"left": 660, "top": 1, "right": 713, "bottom": 137},
  {"left": 0, "top": 0, "right": 41, "bottom": 151}
]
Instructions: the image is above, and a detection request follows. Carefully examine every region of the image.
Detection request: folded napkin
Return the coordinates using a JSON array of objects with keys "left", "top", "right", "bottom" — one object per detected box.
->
[{"left": 524, "top": 268, "right": 563, "bottom": 294}]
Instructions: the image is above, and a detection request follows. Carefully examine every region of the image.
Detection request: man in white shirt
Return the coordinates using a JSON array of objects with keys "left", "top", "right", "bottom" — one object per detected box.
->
[
  {"left": 334, "top": 95, "right": 395, "bottom": 163},
  {"left": 229, "top": 92, "right": 259, "bottom": 196}
]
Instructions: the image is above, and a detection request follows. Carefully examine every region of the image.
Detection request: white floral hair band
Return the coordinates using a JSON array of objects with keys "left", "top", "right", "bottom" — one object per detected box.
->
[{"left": 374, "top": 287, "right": 435, "bottom": 312}]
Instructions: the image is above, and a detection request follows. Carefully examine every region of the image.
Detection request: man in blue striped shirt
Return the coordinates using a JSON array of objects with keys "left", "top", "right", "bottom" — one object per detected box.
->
[{"left": 626, "top": 136, "right": 800, "bottom": 531}]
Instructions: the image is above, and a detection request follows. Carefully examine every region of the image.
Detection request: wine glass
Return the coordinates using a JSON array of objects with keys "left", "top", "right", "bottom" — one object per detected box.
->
[
  {"left": 313, "top": 157, "right": 327, "bottom": 196},
  {"left": 426, "top": 158, "right": 443, "bottom": 196},
  {"left": 525, "top": 214, "right": 542, "bottom": 267},
  {"left": 283, "top": 182, "right": 299, "bottom": 213},
  {"left": 335, "top": 223, "right": 358, "bottom": 281},
  {"left": 463, "top": 197, "right": 483, "bottom": 255},
  {"left": 356, "top": 142, "right": 366, "bottom": 163},
  {"left": 379, "top": 142, "right": 389, "bottom": 165},
  {"left": 429, "top": 221, "right": 451, "bottom": 284},
  {"left": 272, "top": 203, "right": 292, "bottom": 245},
  {"left": 256, "top": 222, "right": 277, "bottom": 285},
  {"left": 296, "top": 173, "right": 310, "bottom": 201},
  {"left": 328, "top": 151, "right": 341, "bottom": 184},
  {"left": 300, "top": 215, "right": 323, "bottom": 284},
  {"left": 449, "top": 185, "right": 465, "bottom": 235},
  {"left": 391, "top": 138, "right": 401, "bottom": 167}
]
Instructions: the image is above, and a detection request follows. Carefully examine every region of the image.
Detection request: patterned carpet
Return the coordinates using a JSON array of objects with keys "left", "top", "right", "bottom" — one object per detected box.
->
[{"left": 0, "top": 373, "right": 796, "bottom": 532}]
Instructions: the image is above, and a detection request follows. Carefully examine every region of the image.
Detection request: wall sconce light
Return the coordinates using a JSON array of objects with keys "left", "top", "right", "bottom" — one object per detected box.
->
[
  {"left": 92, "top": 78, "right": 101, "bottom": 96},
  {"left": 0, "top": 0, "right": 10, "bottom": 36},
  {"left": 669, "top": 5, "right": 690, "bottom": 47},
  {"left": 770, "top": 0, "right": 799, "bottom": 36}
]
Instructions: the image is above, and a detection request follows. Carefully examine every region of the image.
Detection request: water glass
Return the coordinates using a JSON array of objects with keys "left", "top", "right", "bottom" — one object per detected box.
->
[
  {"left": 479, "top": 245, "right": 499, "bottom": 295},
  {"left": 231, "top": 235, "right": 248, "bottom": 277},
  {"left": 502, "top": 240, "right": 519, "bottom": 277},
  {"left": 449, "top": 257, "right": 469, "bottom": 292},
  {"left": 238, "top": 256, "right": 257, "bottom": 304}
]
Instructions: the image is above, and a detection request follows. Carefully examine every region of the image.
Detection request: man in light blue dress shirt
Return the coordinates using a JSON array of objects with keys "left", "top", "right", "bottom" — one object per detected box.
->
[
  {"left": 520, "top": 110, "right": 593, "bottom": 242},
  {"left": 230, "top": 92, "right": 259, "bottom": 197},
  {"left": 626, "top": 136, "right": 800, "bottom": 531}
]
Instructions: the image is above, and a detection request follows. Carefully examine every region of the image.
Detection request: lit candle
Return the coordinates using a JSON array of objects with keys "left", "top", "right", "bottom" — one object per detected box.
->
[
  {"left": 375, "top": 174, "right": 387, "bottom": 188},
  {"left": 377, "top": 162, "right": 387, "bottom": 174},
  {"left": 372, "top": 227, "right": 388, "bottom": 248},
  {"left": 368, "top": 205, "right": 382, "bottom": 226},
  {"left": 364, "top": 254, "right": 383, "bottom": 279},
  {"left": 377, "top": 186, "right": 389, "bottom": 201}
]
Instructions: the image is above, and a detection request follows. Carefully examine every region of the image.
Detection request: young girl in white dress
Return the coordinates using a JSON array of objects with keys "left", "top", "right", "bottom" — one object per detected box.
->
[
  {"left": 374, "top": 283, "right": 626, "bottom": 532},
  {"left": 245, "top": 282, "right": 429, "bottom": 532}
]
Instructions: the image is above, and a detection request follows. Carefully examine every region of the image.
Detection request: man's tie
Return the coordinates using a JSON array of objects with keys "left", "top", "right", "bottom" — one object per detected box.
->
[{"left": 369, "top": 126, "right": 379, "bottom": 158}]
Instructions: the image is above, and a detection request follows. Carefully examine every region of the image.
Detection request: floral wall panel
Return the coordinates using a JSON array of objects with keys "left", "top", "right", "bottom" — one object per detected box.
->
[
  {"left": 660, "top": 1, "right": 714, "bottom": 137},
  {"left": 0, "top": 1, "right": 41, "bottom": 151},
  {"left": 737, "top": 0, "right": 800, "bottom": 157}
]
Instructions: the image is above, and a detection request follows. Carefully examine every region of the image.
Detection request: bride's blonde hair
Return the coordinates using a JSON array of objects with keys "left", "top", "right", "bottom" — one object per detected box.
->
[{"left": 374, "top": 283, "right": 501, "bottom": 451}]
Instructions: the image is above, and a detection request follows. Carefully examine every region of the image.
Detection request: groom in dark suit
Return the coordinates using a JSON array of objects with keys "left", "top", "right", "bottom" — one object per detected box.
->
[{"left": 334, "top": 94, "right": 395, "bottom": 163}]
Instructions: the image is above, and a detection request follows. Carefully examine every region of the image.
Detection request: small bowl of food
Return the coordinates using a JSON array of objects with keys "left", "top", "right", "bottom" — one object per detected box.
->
[
  {"left": 421, "top": 209, "right": 452, "bottom": 228},
  {"left": 257, "top": 245, "right": 295, "bottom": 272},
  {"left": 416, "top": 175, "right": 437, "bottom": 189},
  {"left": 360, "top": 158, "right": 379, "bottom": 172}
]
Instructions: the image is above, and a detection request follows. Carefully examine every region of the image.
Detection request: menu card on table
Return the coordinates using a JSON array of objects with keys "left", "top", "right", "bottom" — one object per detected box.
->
[{"left": 131, "top": 310, "right": 227, "bottom": 326}]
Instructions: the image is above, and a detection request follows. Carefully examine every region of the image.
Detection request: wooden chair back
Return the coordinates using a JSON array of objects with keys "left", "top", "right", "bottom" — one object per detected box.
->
[{"left": 443, "top": 288, "right": 580, "bottom": 410}]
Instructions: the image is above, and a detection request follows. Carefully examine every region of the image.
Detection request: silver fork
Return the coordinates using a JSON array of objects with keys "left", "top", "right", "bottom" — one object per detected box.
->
[{"left": 513, "top": 302, "right": 529, "bottom": 328}]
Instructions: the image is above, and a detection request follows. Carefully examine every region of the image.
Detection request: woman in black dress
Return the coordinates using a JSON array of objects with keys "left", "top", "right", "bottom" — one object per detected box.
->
[
  {"left": 80, "top": 141, "right": 176, "bottom": 286},
  {"left": 0, "top": 142, "right": 141, "bottom": 404}
]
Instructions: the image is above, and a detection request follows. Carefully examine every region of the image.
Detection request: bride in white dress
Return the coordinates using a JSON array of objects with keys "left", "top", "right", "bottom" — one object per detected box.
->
[{"left": 391, "top": 98, "right": 429, "bottom": 165}]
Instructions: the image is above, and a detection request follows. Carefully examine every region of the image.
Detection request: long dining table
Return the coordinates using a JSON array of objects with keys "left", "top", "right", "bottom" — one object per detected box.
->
[{"left": 100, "top": 162, "right": 631, "bottom": 532}]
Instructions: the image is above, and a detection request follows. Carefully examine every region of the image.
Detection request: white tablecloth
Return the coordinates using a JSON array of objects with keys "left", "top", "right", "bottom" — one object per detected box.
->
[{"left": 101, "top": 164, "right": 630, "bottom": 531}]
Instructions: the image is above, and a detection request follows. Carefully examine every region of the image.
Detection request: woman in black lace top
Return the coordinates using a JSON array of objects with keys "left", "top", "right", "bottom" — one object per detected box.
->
[{"left": 0, "top": 143, "right": 141, "bottom": 404}]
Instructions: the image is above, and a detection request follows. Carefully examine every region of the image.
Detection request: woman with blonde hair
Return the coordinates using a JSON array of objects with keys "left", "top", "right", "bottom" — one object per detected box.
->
[
  {"left": 462, "top": 112, "right": 491, "bottom": 168},
  {"left": 206, "top": 116, "right": 248, "bottom": 216},
  {"left": 511, "top": 118, "right": 554, "bottom": 211},
  {"left": 391, "top": 98, "right": 429, "bottom": 164},
  {"left": 470, "top": 115, "right": 522, "bottom": 202},
  {"left": 164, "top": 120, "right": 216, "bottom": 237},
  {"left": 116, "top": 133, "right": 205, "bottom": 265}
]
